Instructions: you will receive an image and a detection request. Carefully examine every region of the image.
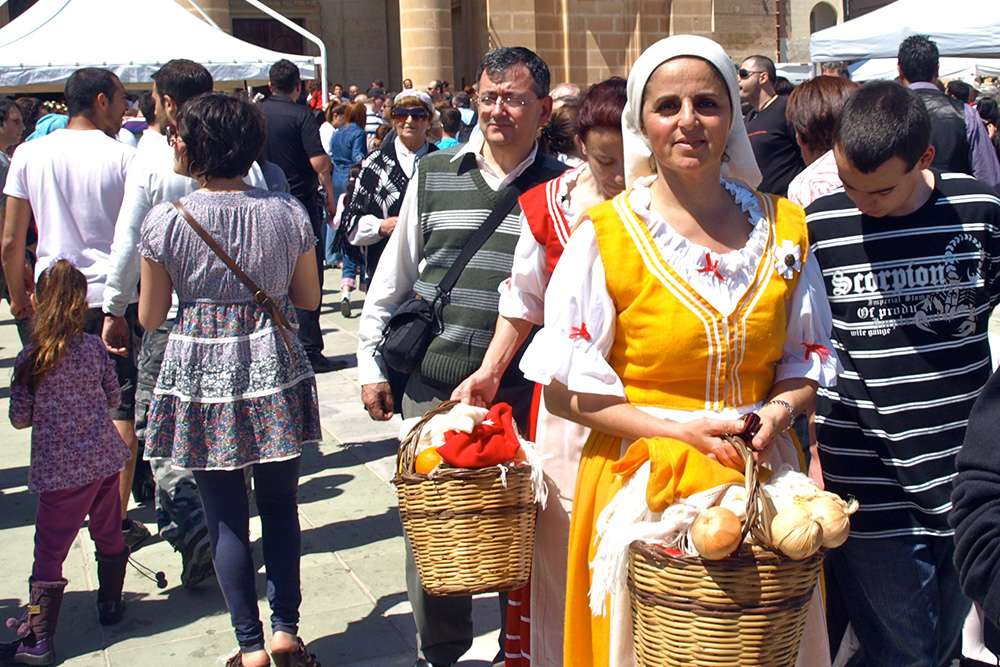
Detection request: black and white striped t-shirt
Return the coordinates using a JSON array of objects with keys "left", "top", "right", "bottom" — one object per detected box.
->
[{"left": 807, "top": 172, "right": 1000, "bottom": 539}]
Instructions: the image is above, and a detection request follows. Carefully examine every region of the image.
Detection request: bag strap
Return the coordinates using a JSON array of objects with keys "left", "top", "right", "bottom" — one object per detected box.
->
[
  {"left": 172, "top": 201, "right": 295, "bottom": 355},
  {"left": 436, "top": 151, "right": 549, "bottom": 299}
]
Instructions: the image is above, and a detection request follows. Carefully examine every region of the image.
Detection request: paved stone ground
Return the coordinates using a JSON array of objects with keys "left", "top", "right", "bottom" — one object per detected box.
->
[
  {"left": 0, "top": 270, "right": 503, "bottom": 666},
  {"left": 3, "top": 268, "right": 999, "bottom": 666}
]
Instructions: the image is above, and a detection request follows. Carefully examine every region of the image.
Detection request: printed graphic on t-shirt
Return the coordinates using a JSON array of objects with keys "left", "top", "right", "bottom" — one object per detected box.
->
[{"left": 826, "top": 232, "right": 984, "bottom": 339}]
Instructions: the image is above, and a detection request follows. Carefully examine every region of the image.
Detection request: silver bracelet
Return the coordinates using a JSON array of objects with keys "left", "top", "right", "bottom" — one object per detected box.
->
[{"left": 764, "top": 399, "right": 796, "bottom": 430}]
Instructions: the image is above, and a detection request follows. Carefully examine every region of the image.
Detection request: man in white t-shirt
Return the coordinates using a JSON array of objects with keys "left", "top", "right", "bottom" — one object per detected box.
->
[{"left": 0, "top": 67, "right": 147, "bottom": 552}]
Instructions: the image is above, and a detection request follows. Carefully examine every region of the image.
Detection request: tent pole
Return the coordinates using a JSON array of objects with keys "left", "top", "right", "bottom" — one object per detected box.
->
[
  {"left": 236, "top": 0, "right": 328, "bottom": 104},
  {"left": 184, "top": 0, "right": 222, "bottom": 31}
]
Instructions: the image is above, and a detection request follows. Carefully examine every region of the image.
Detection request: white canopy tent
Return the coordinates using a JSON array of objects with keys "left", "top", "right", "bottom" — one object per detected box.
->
[
  {"left": 810, "top": 0, "right": 1000, "bottom": 62},
  {"left": 849, "top": 57, "right": 1000, "bottom": 82},
  {"left": 0, "top": 0, "right": 316, "bottom": 93}
]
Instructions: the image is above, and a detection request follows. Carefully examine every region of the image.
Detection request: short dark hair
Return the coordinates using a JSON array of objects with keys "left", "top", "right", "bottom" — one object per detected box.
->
[
  {"left": 138, "top": 91, "right": 156, "bottom": 127},
  {"left": 576, "top": 76, "right": 626, "bottom": 141},
  {"left": 820, "top": 61, "right": 851, "bottom": 79},
  {"left": 15, "top": 97, "right": 44, "bottom": 124},
  {"left": 0, "top": 98, "right": 19, "bottom": 125},
  {"left": 440, "top": 107, "right": 462, "bottom": 135},
  {"left": 746, "top": 55, "right": 776, "bottom": 81},
  {"left": 977, "top": 97, "right": 999, "bottom": 126},
  {"left": 834, "top": 80, "right": 930, "bottom": 173},
  {"left": 786, "top": 75, "right": 859, "bottom": 155},
  {"left": 453, "top": 91, "right": 471, "bottom": 108},
  {"left": 269, "top": 59, "right": 301, "bottom": 95},
  {"left": 773, "top": 76, "right": 795, "bottom": 96},
  {"left": 946, "top": 80, "right": 973, "bottom": 104},
  {"left": 897, "top": 35, "right": 938, "bottom": 83},
  {"left": 475, "top": 47, "right": 550, "bottom": 99},
  {"left": 176, "top": 92, "right": 265, "bottom": 180},
  {"left": 151, "top": 59, "right": 213, "bottom": 110},
  {"left": 64, "top": 67, "right": 119, "bottom": 118}
]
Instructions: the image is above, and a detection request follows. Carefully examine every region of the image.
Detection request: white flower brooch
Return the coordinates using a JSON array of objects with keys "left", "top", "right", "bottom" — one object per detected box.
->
[{"left": 773, "top": 240, "right": 802, "bottom": 279}]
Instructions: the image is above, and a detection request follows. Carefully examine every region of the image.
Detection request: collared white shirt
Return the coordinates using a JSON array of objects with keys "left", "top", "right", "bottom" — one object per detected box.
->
[{"left": 356, "top": 134, "right": 539, "bottom": 385}]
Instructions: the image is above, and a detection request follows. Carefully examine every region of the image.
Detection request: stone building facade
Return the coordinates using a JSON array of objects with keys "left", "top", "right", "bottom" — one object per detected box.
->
[{"left": 200, "top": 0, "right": 843, "bottom": 90}]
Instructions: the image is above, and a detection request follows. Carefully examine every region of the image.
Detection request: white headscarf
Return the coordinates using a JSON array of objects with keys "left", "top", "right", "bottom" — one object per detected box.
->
[{"left": 622, "top": 34, "right": 761, "bottom": 189}]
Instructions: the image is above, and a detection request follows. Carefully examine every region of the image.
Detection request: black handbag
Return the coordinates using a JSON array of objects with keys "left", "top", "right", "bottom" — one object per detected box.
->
[
  {"left": 376, "top": 294, "right": 440, "bottom": 374},
  {"left": 377, "top": 155, "right": 547, "bottom": 375}
]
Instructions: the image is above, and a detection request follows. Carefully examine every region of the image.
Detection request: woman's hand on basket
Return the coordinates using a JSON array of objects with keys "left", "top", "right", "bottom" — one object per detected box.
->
[
  {"left": 676, "top": 417, "right": 748, "bottom": 471},
  {"left": 362, "top": 382, "right": 395, "bottom": 421},
  {"left": 750, "top": 402, "right": 795, "bottom": 461}
]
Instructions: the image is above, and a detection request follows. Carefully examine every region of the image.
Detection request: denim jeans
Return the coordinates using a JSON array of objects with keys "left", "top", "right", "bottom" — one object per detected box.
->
[
  {"left": 340, "top": 252, "right": 363, "bottom": 291},
  {"left": 828, "top": 533, "right": 970, "bottom": 667},
  {"left": 194, "top": 457, "right": 302, "bottom": 651}
]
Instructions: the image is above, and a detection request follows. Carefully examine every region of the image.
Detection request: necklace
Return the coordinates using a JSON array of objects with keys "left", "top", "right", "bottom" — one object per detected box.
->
[{"left": 759, "top": 93, "right": 779, "bottom": 111}]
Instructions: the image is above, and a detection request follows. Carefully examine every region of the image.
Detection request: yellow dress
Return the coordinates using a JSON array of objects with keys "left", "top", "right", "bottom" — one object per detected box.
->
[{"left": 561, "top": 188, "right": 812, "bottom": 667}]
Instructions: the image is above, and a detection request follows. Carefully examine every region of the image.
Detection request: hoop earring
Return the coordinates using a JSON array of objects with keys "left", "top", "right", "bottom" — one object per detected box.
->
[{"left": 647, "top": 154, "right": 658, "bottom": 174}]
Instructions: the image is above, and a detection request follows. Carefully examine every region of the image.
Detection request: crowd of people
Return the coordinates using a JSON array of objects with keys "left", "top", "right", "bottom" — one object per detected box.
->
[{"left": 2, "top": 27, "right": 1000, "bottom": 667}]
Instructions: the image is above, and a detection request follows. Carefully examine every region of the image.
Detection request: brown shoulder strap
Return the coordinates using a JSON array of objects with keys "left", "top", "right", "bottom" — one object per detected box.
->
[{"left": 172, "top": 201, "right": 295, "bottom": 355}]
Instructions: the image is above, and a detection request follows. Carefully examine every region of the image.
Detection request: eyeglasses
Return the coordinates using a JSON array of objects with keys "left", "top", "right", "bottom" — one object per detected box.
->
[
  {"left": 478, "top": 95, "right": 538, "bottom": 109},
  {"left": 165, "top": 124, "right": 183, "bottom": 147},
  {"left": 392, "top": 107, "right": 429, "bottom": 120},
  {"left": 738, "top": 68, "right": 765, "bottom": 79}
]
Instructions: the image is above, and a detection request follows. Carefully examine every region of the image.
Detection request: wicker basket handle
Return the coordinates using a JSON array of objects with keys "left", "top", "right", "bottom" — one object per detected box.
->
[
  {"left": 721, "top": 434, "right": 776, "bottom": 551},
  {"left": 397, "top": 399, "right": 461, "bottom": 474}
]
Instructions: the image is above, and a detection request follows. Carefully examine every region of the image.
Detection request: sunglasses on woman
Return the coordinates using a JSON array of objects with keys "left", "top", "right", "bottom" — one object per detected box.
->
[{"left": 392, "top": 107, "right": 429, "bottom": 120}]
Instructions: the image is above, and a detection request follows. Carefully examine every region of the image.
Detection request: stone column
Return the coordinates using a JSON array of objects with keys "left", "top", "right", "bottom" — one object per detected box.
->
[{"left": 398, "top": 0, "right": 453, "bottom": 88}]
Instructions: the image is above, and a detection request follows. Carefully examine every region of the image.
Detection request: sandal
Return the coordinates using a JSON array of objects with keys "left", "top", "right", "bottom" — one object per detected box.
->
[
  {"left": 226, "top": 649, "right": 272, "bottom": 667},
  {"left": 271, "top": 637, "right": 321, "bottom": 667}
]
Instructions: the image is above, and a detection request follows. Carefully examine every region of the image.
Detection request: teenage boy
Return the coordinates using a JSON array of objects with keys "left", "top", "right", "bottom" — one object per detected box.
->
[{"left": 807, "top": 80, "right": 1000, "bottom": 667}]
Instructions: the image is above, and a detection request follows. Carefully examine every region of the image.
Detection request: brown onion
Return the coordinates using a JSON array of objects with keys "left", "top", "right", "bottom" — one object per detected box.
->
[
  {"left": 770, "top": 507, "right": 823, "bottom": 560},
  {"left": 691, "top": 506, "right": 743, "bottom": 560}
]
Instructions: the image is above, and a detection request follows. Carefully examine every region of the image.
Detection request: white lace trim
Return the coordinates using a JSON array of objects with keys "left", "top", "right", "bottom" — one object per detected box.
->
[{"left": 626, "top": 176, "right": 770, "bottom": 314}]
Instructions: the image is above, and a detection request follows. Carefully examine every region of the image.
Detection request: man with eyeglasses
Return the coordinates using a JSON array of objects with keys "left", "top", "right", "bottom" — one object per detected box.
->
[
  {"left": 357, "top": 47, "right": 567, "bottom": 667},
  {"left": 738, "top": 55, "right": 805, "bottom": 197},
  {"left": 426, "top": 79, "right": 444, "bottom": 102}
]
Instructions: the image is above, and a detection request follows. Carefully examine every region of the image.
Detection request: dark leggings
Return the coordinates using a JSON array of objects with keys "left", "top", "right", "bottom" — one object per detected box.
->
[{"left": 194, "top": 457, "right": 302, "bottom": 651}]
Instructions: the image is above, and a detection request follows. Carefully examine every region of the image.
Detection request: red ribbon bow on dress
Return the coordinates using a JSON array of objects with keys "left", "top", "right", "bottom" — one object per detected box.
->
[
  {"left": 803, "top": 342, "right": 831, "bottom": 361},
  {"left": 697, "top": 252, "right": 725, "bottom": 281},
  {"left": 437, "top": 403, "right": 522, "bottom": 468},
  {"left": 569, "top": 323, "right": 591, "bottom": 340}
]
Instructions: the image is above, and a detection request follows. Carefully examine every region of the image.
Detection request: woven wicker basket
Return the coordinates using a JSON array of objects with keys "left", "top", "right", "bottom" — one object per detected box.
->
[
  {"left": 627, "top": 435, "right": 824, "bottom": 666},
  {"left": 392, "top": 400, "right": 538, "bottom": 596}
]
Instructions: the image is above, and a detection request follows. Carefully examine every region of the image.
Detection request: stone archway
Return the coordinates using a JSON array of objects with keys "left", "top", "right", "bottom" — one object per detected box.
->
[{"left": 810, "top": 1, "right": 838, "bottom": 33}]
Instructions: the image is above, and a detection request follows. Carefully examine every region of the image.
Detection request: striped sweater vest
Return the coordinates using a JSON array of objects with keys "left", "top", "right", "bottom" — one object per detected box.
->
[
  {"left": 413, "top": 149, "right": 566, "bottom": 388},
  {"left": 589, "top": 190, "right": 808, "bottom": 411}
]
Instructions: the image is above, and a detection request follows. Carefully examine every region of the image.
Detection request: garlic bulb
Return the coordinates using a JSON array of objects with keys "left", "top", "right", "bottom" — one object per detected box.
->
[
  {"left": 770, "top": 507, "right": 823, "bottom": 560},
  {"left": 691, "top": 506, "right": 743, "bottom": 560},
  {"left": 806, "top": 495, "right": 857, "bottom": 549},
  {"left": 718, "top": 485, "right": 748, "bottom": 522}
]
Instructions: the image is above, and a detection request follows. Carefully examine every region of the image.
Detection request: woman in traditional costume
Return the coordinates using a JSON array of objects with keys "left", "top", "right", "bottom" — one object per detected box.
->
[
  {"left": 517, "top": 35, "right": 840, "bottom": 667},
  {"left": 451, "top": 78, "right": 627, "bottom": 667}
]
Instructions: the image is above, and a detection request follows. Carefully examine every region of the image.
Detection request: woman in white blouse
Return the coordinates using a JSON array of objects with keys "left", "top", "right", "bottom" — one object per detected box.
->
[{"left": 517, "top": 35, "right": 840, "bottom": 666}]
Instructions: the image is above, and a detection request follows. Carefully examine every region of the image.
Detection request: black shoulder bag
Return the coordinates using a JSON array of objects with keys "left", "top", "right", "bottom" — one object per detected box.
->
[{"left": 376, "top": 155, "right": 544, "bottom": 374}]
